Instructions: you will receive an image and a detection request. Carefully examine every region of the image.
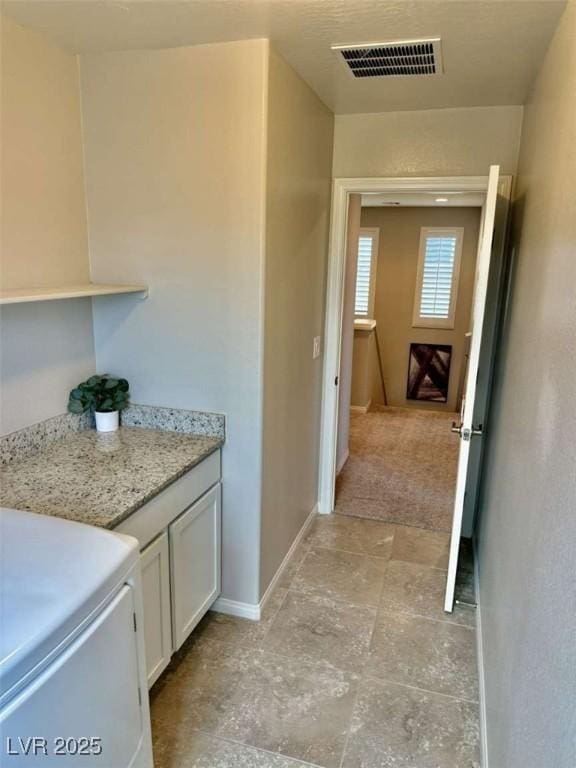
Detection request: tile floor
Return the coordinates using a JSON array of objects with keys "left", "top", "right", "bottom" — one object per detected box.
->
[{"left": 150, "top": 514, "right": 480, "bottom": 768}]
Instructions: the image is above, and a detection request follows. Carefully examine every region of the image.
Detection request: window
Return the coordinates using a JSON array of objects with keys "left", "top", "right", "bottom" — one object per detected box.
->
[
  {"left": 354, "top": 228, "right": 379, "bottom": 317},
  {"left": 413, "top": 227, "right": 463, "bottom": 329}
]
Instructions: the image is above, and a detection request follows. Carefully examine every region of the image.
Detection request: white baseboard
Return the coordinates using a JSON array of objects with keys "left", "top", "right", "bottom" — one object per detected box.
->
[
  {"left": 473, "top": 537, "right": 489, "bottom": 768},
  {"left": 211, "top": 504, "right": 318, "bottom": 623},
  {"left": 211, "top": 597, "right": 260, "bottom": 621},
  {"left": 336, "top": 449, "right": 349, "bottom": 475},
  {"left": 350, "top": 399, "right": 371, "bottom": 414},
  {"left": 259, "top": 504, "right": 318, "bottom": 614}
]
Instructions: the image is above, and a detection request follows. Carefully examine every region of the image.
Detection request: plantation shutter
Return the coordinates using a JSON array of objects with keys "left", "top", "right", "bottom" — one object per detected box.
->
[
  {"left": 355, "top": 231, "right": 378, "bottom": 316},
  {"left": 418, "top": 234, "right": 458, "bottom": 319}
]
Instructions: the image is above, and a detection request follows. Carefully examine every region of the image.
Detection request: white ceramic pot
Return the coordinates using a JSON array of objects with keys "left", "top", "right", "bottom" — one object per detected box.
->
[{"left": 95, "top": 410, "right": 119, "bottom": 433}]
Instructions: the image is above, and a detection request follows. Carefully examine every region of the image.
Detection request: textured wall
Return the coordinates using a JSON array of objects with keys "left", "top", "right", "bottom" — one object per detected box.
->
[
  {"left": 80, "top": 40, "right": 268, "bottom": 606},
  {"left": 333, "top": 106, "right": 523, "bottom": 178},
  {"left": 260, "top": 47, "right": 334, "bottom": 594},
  {"left": 477, "top": 5, "right": 576, "bottom": 767},
  {"left": 0, "top": 17, "right": 94, "bottom": 434},
  {"left": 358, "top": 206, "right": 481, "bottom": 412}
]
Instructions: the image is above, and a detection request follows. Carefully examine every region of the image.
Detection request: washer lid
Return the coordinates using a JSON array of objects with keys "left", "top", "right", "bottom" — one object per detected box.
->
[{"left": 0, "top": 507, "right": 138, "bottom": 703}]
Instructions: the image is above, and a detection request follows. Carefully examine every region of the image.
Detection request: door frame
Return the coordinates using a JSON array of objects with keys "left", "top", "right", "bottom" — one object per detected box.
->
[{"left": 318, "top": 175, "right": 512, "bottom": 515}]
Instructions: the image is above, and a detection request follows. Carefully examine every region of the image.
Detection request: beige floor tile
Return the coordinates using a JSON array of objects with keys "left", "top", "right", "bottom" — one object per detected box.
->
[
  {"left": 155, "top": 731, "right": 311, "bottom": 768},
  {"left": 194, "top": 588, "right": 288, "bottom": 647},
  {"left": 391, "top": 526, "right": 451, "bottom": 569},
  {"left": 151, "top": 510, "right": 479, "bottom": 767},
  {"left": 306, "top": 514, "right": 395, "bottom": 559},
  {"left": 365, "top": 611, "right": 478, "bottom": 701},
  {"left": 263, "top": 591, "right": 376, "bottom": 673},
  {"left": 215, "top": 652, "right": 358, "bottom": 768},
  {"left": 380, "top": 560, "right": 475, "bottom": 627},
  {"left": 342, "top": 679, "right": 480, "bottom": 768},
  {"left": 277, "top": 539, "right": 312, "bottom": 589},
  {"left": 292, "top": 547, "right": 386, "bottom": 606},
  {"left": 150, "top": 637, "right": 255, "bottom": 735}
]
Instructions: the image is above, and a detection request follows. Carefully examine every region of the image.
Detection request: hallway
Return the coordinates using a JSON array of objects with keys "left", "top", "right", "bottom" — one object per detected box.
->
[
  {"left": 336, "top": 407, "right": 459, "bottom": 531},
  {"left": 150, "top": 514, "right": 479, "bottom": 768}
]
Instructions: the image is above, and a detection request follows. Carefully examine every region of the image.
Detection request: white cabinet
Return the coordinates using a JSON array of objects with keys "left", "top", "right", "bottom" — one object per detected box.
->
[
  {"left": 115, "top": 451, "right": 220, "bottom": 547},
  {"left": 140, "top": 532, "right": 172, "bottom": 687},
  {"left": 169, "top": 485, "right": 221, "bottom": 650},
  {"left": 115, "top": 451, "right": 222, "bottom": 688}
]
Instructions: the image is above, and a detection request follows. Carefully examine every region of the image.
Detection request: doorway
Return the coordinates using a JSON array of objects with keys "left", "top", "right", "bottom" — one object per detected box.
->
[
  {"left": 338, "top": 204, "right": 481, "bottom": 531},
  {"left": 319, "top": 172, "right": 512, "bottom": 611}
]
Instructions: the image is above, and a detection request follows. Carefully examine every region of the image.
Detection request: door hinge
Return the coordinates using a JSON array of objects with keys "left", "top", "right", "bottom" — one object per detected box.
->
[
  {"left": 334, "top": 376, "right": 339, "bottom": 386},
  {"left": 133, "top": 613, "right": 137, "bottom": 633},
  {"left": 138, "top": 686, "right": 142, "bottom": 706}
]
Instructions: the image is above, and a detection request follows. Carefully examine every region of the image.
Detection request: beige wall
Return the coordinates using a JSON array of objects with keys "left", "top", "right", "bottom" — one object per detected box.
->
[
  {"left": 0, "top": 17, "right": 94, "bottom": 434},
  {"left": 80, "top": 40, "right": 269, "bottom": 606},
  {"left": 357, "top": 207, "right": 481, "bottom": 412},
  {"left": 333, "top": 106, "right": 523, "bottom": 178},
  {"left": 476, "top": 5, "right": 576, "bottom": 767},
  {"left": 350, "top": 328, "right": 381, "bottom": 410},
  {"left": 260, "top": 48, "right": 334, "bottom": 594},
  {"left": 336, "top": 194, "right": 361, "bottom": 470},
  {"left": 1, "top": 16, "right": 89, "bottom": 290}
]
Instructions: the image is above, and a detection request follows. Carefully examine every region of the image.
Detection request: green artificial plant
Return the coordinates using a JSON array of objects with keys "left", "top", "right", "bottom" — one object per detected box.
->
[{"left": 68, "top": 375, "right": 130, "bottom": 415}]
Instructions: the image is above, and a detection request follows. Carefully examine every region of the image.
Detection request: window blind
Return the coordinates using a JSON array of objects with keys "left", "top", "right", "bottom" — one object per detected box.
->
[
  {"left": 355, "top": 235, "right": 375, "bottom": 316},
  {"left": 418, "top": 235, "right": 457, "bottom": 319}
]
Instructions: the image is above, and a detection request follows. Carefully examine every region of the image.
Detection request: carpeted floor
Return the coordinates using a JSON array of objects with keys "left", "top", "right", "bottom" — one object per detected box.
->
[{"left": 336, "top": 406, "right": 459, "bottom": 532}]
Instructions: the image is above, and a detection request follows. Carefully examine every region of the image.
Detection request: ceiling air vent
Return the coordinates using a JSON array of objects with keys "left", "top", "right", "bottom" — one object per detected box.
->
[{"left": 332, "top": 38, "right": 443, "bottom": 78}]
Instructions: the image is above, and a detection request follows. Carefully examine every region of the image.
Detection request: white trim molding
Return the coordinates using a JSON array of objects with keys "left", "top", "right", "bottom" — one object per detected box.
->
[
  {"left": 318, "top": 175, "right": 512, "bottom": 515},
  {"left": 211, "top": 504, "right": 318, "bottom": 621},
  {"left": 210, "top": 597, "right": 261, "bottom": 621}
]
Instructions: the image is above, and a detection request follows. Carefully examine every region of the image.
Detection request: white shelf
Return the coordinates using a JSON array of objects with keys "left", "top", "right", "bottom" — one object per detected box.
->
[
  {"left": 354, "top": 318, "right": 377, "bottom": 332},
  {"left": 0, "top": 283, "right": 148, "bottom": 305}
]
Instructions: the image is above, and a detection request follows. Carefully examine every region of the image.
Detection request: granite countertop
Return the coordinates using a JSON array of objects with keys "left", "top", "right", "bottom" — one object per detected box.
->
[{"left": 0, "top": 427, "right": 223, "bottom": 529}]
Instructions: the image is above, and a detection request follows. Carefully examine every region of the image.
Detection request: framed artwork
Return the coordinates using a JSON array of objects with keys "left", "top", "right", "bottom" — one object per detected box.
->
[{"left": 407, "top": 343, "right": 452, "bottom": 403}]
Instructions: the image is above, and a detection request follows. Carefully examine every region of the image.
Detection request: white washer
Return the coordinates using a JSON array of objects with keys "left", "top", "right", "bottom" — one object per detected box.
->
[{"left": 0, "top": 508, "right": 153, "bottom": 767}]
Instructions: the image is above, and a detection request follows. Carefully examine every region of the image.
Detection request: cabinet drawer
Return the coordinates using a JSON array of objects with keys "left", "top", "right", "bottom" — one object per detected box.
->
[
  {"left": 170, "top": 484, "right": 221, "bottom": 650},
  {"left": 140, "top": 532, "right": 172, "bottom": 688},
  {"left": 115, "top": 450, "right": 220, "bottom": 547}
]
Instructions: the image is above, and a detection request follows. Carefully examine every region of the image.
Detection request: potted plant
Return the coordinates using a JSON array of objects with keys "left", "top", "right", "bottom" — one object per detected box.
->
[{"left": 68, "top": 375, "right": 130, "bottom": 432}]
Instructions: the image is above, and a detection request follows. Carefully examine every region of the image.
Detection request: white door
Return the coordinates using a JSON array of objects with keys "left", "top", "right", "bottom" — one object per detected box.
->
[
  {"left": 140, "top": 531, "right": 172, "bottom": 688},
  {"left": 169, "top": 484, "right": 221, "bottom": 650},
  {"left": 444, "top": 165, "right": 500, "bottom": 612}
]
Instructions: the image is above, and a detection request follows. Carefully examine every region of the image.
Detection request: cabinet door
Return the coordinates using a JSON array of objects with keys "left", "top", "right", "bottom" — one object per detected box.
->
[
  {"left": 140, "top": 531, "right": 172, "bottom": 687},
  {"left": 169, "top": 483, "right": 221, "bottom": 650}
]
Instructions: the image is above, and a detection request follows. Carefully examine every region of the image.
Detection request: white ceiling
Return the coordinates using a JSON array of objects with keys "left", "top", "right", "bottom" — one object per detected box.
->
[
  {"left": 2, "top": 0, "right": 566, "bottom": 114},
  {"left": 361, "top": 191, "right": 485, "bottom": 207}
]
